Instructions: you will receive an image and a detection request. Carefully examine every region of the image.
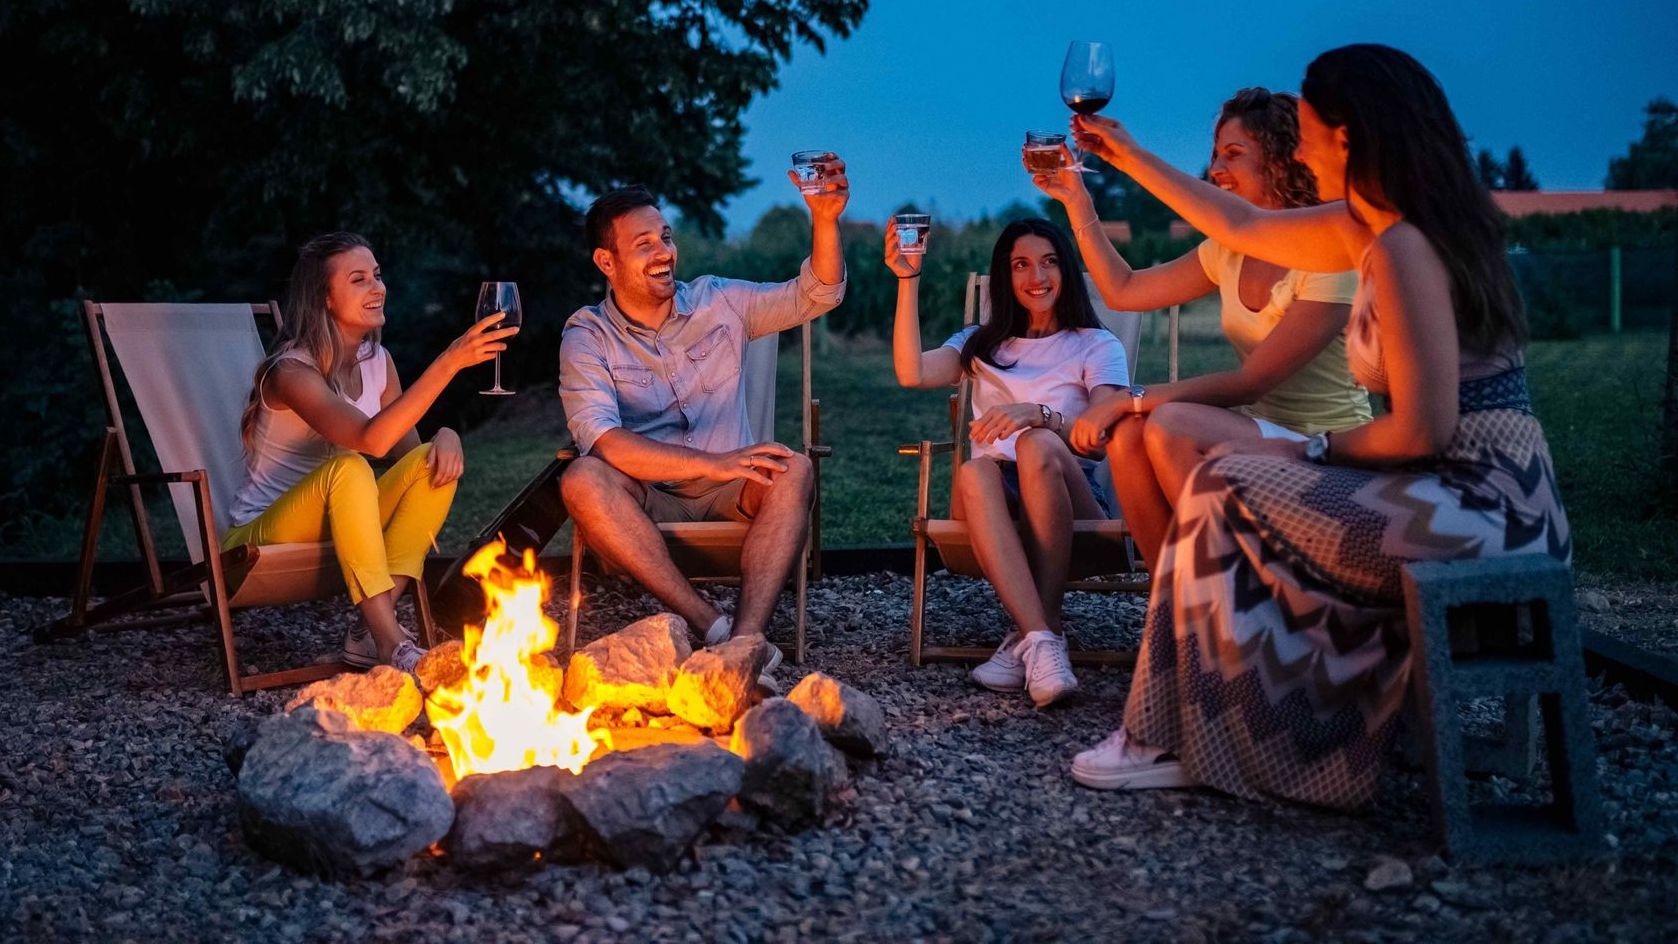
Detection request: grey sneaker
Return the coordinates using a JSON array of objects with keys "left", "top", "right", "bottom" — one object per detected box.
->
[
  {"left": 1015, "top": 630, "right": 1078, "bottom": 708},
  {"left": 342, "top": 622, "right": 379, "bottom": 669},
  {"left": 969, "top": 632, "right": 1025, "bottom": 692},
  {"left": 389, "top": 640, "right": 428, "bottom": 675},
  {"left": 704, "top": 614, "right": 734, "bottom": 647}
]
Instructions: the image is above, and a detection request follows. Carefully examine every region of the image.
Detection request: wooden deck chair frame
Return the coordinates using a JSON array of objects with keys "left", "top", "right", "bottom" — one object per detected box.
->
[
  {"left": 40, "top": 301, "right": 438, "bottom": 695},
  {"left": 563, "top": 319, "right": 831, "bottom": 664},
  {"left": 899, "top": 273, "right": 1181, "bottom": 667}
]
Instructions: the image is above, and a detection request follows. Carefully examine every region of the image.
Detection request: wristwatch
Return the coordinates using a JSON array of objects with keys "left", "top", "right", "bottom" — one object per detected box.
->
[
  {"left": 1304, "top": 432, "right": 1331, "bottom": 464},
  {"left": 1037, "top": 403, "right": 1053, "bottom": 428},
  {"left": 1128, "top": 386, "right": 1147, "bottom": 415}
]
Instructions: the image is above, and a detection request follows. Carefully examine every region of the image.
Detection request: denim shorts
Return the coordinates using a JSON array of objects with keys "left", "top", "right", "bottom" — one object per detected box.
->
[{"left": 997, "top": 458, "right": 1114, "bottom": 519}]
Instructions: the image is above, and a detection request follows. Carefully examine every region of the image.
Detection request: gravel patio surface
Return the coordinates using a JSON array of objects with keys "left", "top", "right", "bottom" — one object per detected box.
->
[{"left": 4, "top": 573, "right": 1676, "bottom": 943}]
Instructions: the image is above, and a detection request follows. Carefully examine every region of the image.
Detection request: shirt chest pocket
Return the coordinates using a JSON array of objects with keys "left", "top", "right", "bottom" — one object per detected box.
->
[
  {"left": 685, "top": 324, "right": 740, "bottom": 394},
  {"left": 608, "top": 363, "right": 665, "bottom": 418}
]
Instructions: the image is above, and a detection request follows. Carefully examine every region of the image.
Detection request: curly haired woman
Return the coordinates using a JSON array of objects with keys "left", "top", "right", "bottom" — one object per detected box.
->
[{"left": 1035, "top": 88, "right": 1370, "bottom": 567}]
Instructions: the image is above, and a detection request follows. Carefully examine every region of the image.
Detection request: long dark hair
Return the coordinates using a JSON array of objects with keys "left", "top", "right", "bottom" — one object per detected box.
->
[
  {"left": 960, "top": 218, "right": 1099, "bottom": 373},
  {"left": 1215, "top": 88, "right": 1319, "bottom": 209},
  {"left": 1301, "top": 44, "right": 1526, "bottom": 353},
  {"left": 239, "top": 232, "right": 380, "bottom": 450}
]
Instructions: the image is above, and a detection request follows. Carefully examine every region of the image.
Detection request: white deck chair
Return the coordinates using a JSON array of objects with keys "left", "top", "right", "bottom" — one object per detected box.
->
[
  {"left": 563, "top": 321, "right": 831, "bottom": 664},
  {"left": 42, "top": 301, "right": 437, "bottom": 694},
  {"left": 898, "top": 272, "right": 1179, "bottom": 667}
]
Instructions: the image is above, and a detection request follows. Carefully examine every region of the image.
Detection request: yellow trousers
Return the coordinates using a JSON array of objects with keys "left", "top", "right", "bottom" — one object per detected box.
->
[{"left": 222, "top": 444, "right": 456, "bottom": 604}]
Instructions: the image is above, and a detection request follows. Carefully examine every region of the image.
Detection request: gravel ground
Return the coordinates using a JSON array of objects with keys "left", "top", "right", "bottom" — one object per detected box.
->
[{"left": 4, "top": 573, "right": 1676, "bottom": 943}]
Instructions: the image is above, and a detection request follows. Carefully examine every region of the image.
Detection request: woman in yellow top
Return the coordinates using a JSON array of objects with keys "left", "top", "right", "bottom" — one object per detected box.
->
[{"left": 1033, "top": 88, "right": 1370, "bottom": 566}]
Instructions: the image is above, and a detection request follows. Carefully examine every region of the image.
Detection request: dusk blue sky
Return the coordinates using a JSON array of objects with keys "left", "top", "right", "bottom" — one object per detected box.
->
[{"left": 719, "top": 0, "right": 1678, "bottom": 234}]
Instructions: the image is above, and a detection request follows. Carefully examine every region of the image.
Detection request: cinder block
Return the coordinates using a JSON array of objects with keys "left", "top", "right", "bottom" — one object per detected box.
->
[{"left": 1401, "top": 555, "right": 1603, "bottom": 865}]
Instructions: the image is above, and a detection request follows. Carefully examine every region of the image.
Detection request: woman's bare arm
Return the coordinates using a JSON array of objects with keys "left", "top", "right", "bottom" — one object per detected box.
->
[
  {"left": 1320, "top": 226, "right": 1460, "bottom": 465},
  {"left": 1075, "top": 115, "right": 1363, "bottom": 273}
]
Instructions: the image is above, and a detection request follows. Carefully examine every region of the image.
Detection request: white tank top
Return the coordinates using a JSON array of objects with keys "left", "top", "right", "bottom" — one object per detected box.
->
[{"left": 228, "top": 343, "right": 389, "bottom": 527}]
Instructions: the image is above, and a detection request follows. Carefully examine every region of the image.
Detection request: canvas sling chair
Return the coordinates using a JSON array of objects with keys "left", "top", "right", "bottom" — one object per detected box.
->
[
  {"left": 899, "top": 272, "right": 1181, "bottom": 667},
  {"left": 563, "top": 318, "right": 831, "bottom": 664},
  {"left": 41, "top": 301, "right": 438, "bottom": 695}
]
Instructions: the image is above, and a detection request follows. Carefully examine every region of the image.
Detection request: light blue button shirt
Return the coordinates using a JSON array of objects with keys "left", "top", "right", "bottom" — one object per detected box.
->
[{"left": 559, "top": 258, "right": 845, "bottom": 457}]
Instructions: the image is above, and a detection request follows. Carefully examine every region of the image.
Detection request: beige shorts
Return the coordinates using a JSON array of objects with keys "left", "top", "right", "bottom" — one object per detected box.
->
[{"left": 638, "top": 477, "right": 754, "bottom": 524}]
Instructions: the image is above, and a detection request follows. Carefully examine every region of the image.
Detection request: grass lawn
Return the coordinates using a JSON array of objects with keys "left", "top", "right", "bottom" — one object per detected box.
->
[{"left": 16, "top": 323, "right": 1675, "bottom": 583}]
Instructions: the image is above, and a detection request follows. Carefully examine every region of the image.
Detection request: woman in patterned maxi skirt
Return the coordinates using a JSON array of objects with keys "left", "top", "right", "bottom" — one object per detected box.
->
[{"left": 1064, "top": 44, "right": 1571, "bottom": 809}]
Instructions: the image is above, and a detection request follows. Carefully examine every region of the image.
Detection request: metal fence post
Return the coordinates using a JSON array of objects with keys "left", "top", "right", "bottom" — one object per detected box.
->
[{"left": 1610, "top": 244, "right": 1622, "bottom": 334}]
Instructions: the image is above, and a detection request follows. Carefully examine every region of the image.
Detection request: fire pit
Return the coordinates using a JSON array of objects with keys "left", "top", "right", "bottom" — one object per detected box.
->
[{"left": 228, "top": 541, "right": 887, "bottom": 878}]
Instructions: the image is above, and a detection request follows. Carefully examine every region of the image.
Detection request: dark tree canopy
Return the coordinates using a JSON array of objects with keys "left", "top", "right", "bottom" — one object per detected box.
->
[
  {"left": 1476, "top": 149, "right": 1505, "bottom": 190},
  {"left": 1475, "top": 147, "right": 1538, "bottom": 192},
  {"left": 1608, "top": 97, "right": 1678, "bottom": 190},
  {"left": 0, "top": 0, "right": 866, "bottom": 530},
  {"left": 1, "top": 0, "right": 868, "bottom": 298},
  {"left": 1502, "top": 147, "right": 1539, "bottom": 191}
]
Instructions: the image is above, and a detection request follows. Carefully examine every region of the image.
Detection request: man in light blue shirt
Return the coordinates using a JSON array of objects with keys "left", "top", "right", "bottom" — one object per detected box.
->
[{"left": 559, "top": 163, "right": 848, "bottom": 663}]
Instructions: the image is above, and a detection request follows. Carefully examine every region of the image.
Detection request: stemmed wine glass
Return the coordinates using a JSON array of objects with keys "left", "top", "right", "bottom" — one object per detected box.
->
[
  {"left": 475, "top": 281, "right": 522, "bottom": 396},
  {"left": 1060, "top": 40, "right": 1115, "bottom": 173}
]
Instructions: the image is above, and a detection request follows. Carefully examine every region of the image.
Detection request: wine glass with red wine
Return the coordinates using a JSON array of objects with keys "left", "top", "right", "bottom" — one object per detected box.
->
[
  {"left": 474, "top": 281, "right": 522, "bottom": 396},
  {"left": 1060, "top": 40, "right": 1114, "bottom": 173}
]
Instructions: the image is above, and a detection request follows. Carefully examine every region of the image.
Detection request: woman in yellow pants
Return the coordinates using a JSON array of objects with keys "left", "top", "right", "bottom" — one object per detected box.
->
[{"left": 224, "top": 232, "right": 517, "bottom": 672}]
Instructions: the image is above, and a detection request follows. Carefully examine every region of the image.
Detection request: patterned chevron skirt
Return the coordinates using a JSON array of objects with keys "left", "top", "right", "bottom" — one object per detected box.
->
[{"left": 1124, "top": 402, "right": 1571, "bottom": 809}]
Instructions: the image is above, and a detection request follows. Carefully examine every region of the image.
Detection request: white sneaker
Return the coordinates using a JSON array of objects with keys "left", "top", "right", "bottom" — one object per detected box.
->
[
  {"left": 1070, "top": 727, "right": 1191, "bottom": 790},
  {"left": 389, "top": 640, "right": 428, "bottom": 675},
  {"left": 1015, "top": 631, "right": 1078, "bottom": 708},
  {"left": 969, "top": 632, "right": 1024, "bottom": 692}
]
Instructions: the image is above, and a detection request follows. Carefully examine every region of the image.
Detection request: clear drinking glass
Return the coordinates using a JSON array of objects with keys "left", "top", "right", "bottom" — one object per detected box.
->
[
  {"left": 475, "top": 281, "right": 522, "bottom": 396},
  {"left": 1023, "top": 131, "right": 1071, "bottom": 174},
  {"left": 1059, "top": 41, "right": 1115, "bottom": 173},
  {"left": 893, "top": 213, "right": 931, "bottom": 255},
  {"left": 791, "top": 150, "right": 835, "bottom": 194}
]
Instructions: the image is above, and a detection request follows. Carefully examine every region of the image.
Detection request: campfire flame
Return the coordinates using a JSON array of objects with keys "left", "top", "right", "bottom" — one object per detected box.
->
[{"left": 428, "top": 540, "right": 607, "bottom": 778}]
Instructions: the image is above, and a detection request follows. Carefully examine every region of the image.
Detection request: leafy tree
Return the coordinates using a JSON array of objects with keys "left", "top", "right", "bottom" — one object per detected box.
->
[
  {"left": 1608, "top": 97, "right": 1678, "bottom": 189},
  {"left": 1078, "top": 159, "right": 1177, "bottom": 235},
  {"left": 1476, "top": 149, "right": 1505, "bottom": 190},
  {"left": 0, "top": 0, "right": 867, "bottom": 542},
  {"left": 1502, "top": 147, "right": 1539, "bottom": 191}
]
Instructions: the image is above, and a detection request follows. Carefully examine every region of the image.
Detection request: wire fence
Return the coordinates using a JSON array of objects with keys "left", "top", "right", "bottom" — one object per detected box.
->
[{"left": 1511, "top": 242, "right": 1676, "bottom": 337}]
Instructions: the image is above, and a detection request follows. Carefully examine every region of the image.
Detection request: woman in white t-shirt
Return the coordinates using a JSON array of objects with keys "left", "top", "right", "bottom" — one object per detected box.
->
[
  {"left": 1033, "top": 88, "right": 1369, "bottom": 567},
  {"left": 885, "top": 218, "right": 1130, "bottom": 708}
]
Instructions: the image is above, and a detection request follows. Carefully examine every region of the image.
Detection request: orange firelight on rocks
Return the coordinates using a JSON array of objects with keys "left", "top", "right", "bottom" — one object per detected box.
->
[{"left": 427, "top": 540, "right": 607, "bottom": 778}]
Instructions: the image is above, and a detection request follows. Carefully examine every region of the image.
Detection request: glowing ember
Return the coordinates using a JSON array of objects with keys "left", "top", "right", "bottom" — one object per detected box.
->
[{"left": 428, "top": 540, "right": 608, "bottom": 777}]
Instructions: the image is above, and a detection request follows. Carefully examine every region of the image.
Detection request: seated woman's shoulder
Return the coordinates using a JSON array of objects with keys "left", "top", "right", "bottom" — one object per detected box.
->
[{"left": 1371, "top": 222, "right": 1447, "bottom": 274}]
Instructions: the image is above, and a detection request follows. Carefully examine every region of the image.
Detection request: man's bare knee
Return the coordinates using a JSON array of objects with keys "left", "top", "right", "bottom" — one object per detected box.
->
[
  {"left": 774, "top": 451, "right": 815, "bottom": 501},
  {"left": 561, "top": 456, "right": 632, "bottom": 507}
]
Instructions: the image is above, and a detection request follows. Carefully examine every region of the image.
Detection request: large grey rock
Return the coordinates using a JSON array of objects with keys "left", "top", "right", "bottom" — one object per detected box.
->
[
  {"left": 786, "top": 671, "right": 889, "bottom": 756},
  {"left": 444, "top": 766, "right": 575, "bottom": 872},
  {"left": 667, "top": 636, "right": 771, "bottom": 731},
  {"left": 556, "top": 742, "right": 742, "bottom": 872},
  {"left": 729, "top": 698, "right": 848, "bottom": 830},
  {"left": 285, "top": 666, "right": 422, "bottom": 734},
  {"left": 221, "top": 717, "right": 261, "bottom": 776},
  {"left": 563, "top": 613, "right": 691, "bottom": 714},
  {"left": 237, "top": 706, "right": 454, "bottom": 878}
]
